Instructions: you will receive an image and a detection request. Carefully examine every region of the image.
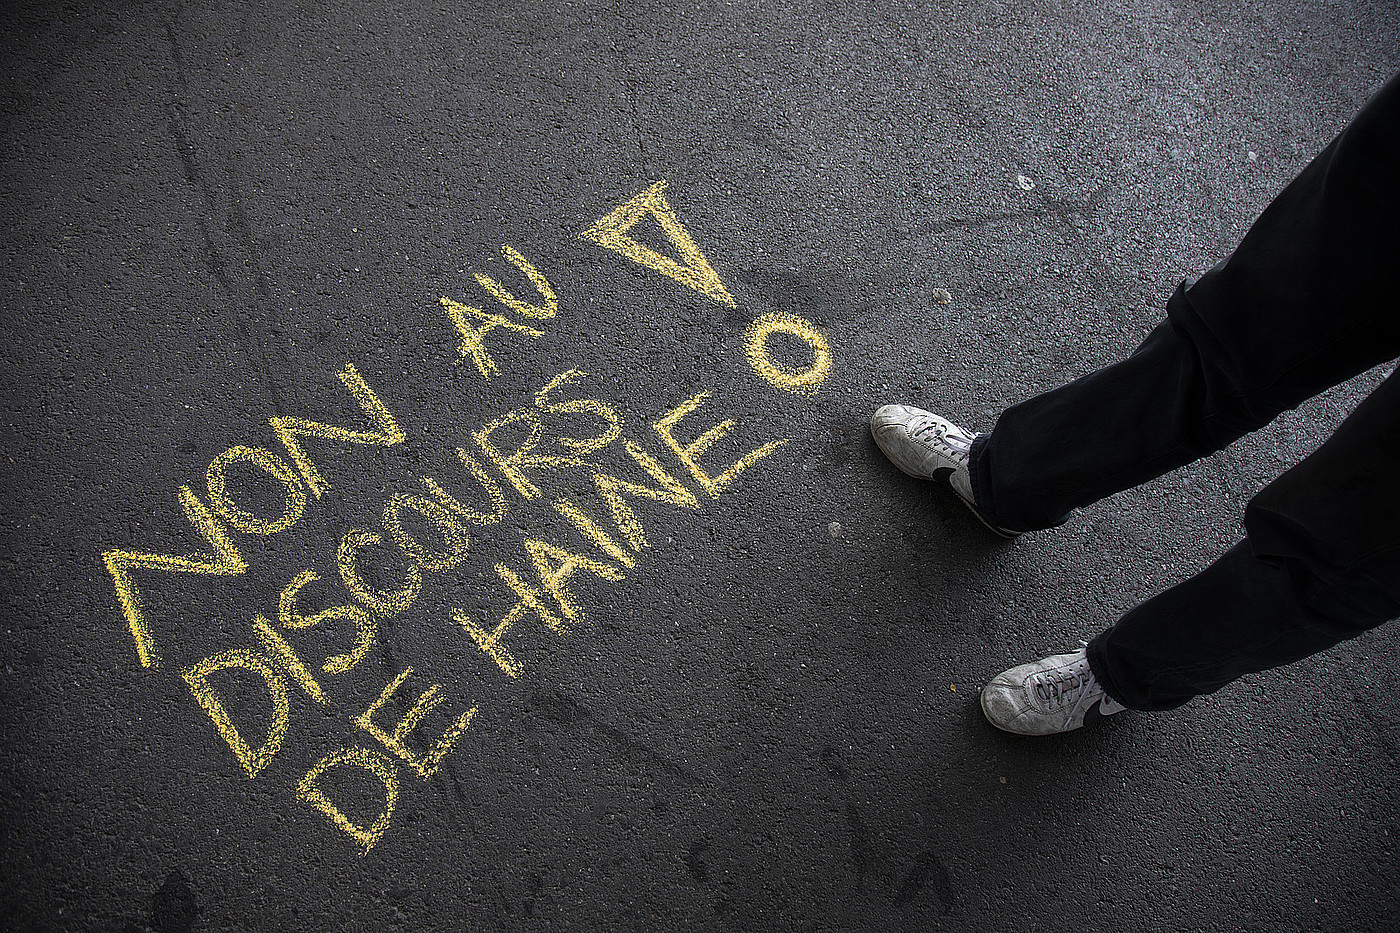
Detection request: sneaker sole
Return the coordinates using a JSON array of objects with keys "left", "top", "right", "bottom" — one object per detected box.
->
[{"left": 961, "top": 499, "right": 1020, "bottom": 540}]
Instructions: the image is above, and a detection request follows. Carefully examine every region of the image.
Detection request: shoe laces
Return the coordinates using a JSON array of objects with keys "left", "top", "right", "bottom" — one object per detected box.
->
[
  {"left": 1033, "top": 660, "right": 1103, "bottom": 730},
  {"left": 911, "top": 418, "right": 972, "bottom": 463}
]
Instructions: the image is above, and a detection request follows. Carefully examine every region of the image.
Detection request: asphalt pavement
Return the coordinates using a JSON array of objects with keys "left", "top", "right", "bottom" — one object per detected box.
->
[{"left": 3, "top": 1, "right": 1400, "bottom": 930}]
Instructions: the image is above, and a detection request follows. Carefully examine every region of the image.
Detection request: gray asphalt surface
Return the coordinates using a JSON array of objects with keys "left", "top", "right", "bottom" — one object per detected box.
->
[{"left": 3, "top": 1, "right": 1399, "bottom": 930}]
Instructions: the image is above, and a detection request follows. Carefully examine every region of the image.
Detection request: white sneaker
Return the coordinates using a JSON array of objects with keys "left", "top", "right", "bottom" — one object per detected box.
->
[
  {"left": 870, "top": 404, "right": 1018, "bottom": 538},
  {"left": 980, "top": 648, "right": 1128, "bottom": 735}
]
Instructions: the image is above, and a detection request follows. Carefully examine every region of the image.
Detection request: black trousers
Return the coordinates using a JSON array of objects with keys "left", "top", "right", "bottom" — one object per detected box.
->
[{"left": 967, "top": 72, "right": 1400, "bottom": 711}]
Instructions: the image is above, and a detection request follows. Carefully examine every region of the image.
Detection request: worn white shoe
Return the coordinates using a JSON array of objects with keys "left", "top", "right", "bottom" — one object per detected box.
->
[
  {"left": 870, "top": 404, "right": 1018, "bottom": 538},
  {"left": 980, "top": 648, "right": 1128, "bottom": 735}
]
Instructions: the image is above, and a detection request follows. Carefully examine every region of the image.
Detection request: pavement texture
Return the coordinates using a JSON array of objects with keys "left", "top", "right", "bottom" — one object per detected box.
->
[{"left": 3, "top": 1, "right": 1400, "bottom": 930}]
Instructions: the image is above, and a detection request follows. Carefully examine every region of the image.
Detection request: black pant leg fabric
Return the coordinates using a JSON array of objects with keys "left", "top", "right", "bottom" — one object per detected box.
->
[
  {"left": 1088, "top": 369, "right": 1400, "bottom": 710},
  {"left": 969, "top": 72, "right": 1400, "bottom": 534}
]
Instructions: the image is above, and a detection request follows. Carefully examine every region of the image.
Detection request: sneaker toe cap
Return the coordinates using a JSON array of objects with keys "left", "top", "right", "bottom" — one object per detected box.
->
[
  {"left": 979, "top": 679, "right": 1028, "bottom": 730},
  {"left": 870, "top": 404, "right": 928, "bottom": 431},
  {"left": 980, "top": 674, "right": 1062, "bottom": 736},
  {"left": 869, "top": 406, "right": 935, "bottom": 473}
]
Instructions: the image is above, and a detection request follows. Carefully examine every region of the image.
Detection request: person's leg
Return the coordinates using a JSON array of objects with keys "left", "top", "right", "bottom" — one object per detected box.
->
[
  {"left": 982, "top": 366, "right": 1400, "bottom": 733},
  {"left": 970, "top": 71, "right": 1400, "bottom": 533},
  {"left": 974, "top": 73, "right": 1400, "bottom": 735},
  {"left": 1086, "top": 366, "right": 1400, "bottom": 711}
]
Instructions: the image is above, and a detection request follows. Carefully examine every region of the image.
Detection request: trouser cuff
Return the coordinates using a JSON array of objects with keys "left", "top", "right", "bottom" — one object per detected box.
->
[
  {"left": 967, "top": 431, "right": 1063, "bottom": 534},
  {"left": 1086, "top": 631, "right": 1140, "bottom": 711}
]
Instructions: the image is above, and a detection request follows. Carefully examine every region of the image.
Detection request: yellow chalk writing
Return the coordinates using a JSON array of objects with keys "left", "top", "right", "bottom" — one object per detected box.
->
[
  {"left": 382, "top": 493, "right": 471, "bottom": 572},
  {"left": 473, "top": 245, "right": 559, "bottom": 320},
  {"left": 454, "top": 593, "right": 524, "bottom": 679},
  {"left": 583, "top": 180, "right": 737, "bottom": 308},
  {"left": 337, "top": 529, "right": 423, "bottom": 617},
  {"left": 535, "top": 370, "right": 622, "bottom": 455},
  {"left": 418, "top": 449, "right": 509, "bottom": 526},
  {"left": 354, "top": 667, "right": 478, "bottom": 779},
  {"left": 550, "top": 440, "right": 699, "bottom": 568},
  {"left": 112, "top": 177, "right": 844, "bottom": 859},
  {"left": 472, "top": 402, "right": 589, "bottom": 501},
  {"left": 744, "top": 313, "right": 832, "bottom": 394},
  {"left": 297, "top": 747, "right": 400, "bottom": 855},
  {"left": 104, "top": 486, "right": 248, "bottom": 669},
  {"left": 653, "top": 391, "right": 789, "bottom": 497},
  {"left": 523, "top": 538, "right": 624, "bottom": 623},
  {"left": 205, "top": 445, "right": 307, "bottom": 536},
  {"left": 491, "top": 561, "right": 565, "bottom": 636},
  {"left": 456, "top": 552, "right": 586, "bottom": 678},
  {"left": 254, "top": 614, "right": 325, "bottom": 705},
  {"left": 473, "top": 370, "right": 628, "bottom": 499},
  {"left": 182, "top": 648, "right": 289, "bottom": 779},
  {"left": 277, "top": 570, "right": 376, "bottom": 675},
  {"left": 440, "top": 296, "right": 545, "bottom": 380},
  {"left": 552, "top": 498, "right": 635, "bottom": 568},
  {"left": 270, "top": 363, "right": 406, "bottom": 499},
  {"left": 590, "top": 440, "right": 699, "bottom": 551}
]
